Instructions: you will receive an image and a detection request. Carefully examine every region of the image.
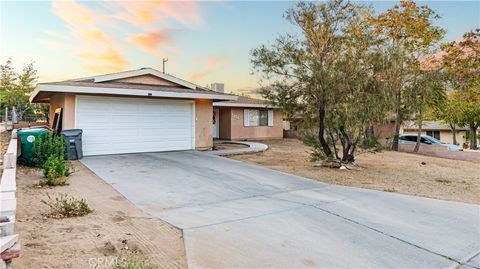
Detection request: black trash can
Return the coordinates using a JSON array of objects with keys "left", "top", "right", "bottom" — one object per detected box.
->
[{"left": 61, "top": 129, "right": 83, "bottom": 160}]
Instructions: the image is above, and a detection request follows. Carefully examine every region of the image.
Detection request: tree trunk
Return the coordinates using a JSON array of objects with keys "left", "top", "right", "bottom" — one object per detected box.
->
[
  {"left": 327, "top": 128, "right": 340, "bottom": 160},
  {"left": 392, "top": 90, "right": 402, "bottom": 151},
  {"left": 318, "top": 103, "right": 333, "bottom": 158},
  {"left": 414, "top": 120, "right": 422, "bottom": 153},
  {"left": 470, "top": 124, "right": 478, "bottom": 150},
  {"left": 449, "top": 124, "right": 457, "bottom": 145},
  {"left": 339, "top": 126, "right": 355, "bottom": 163}
]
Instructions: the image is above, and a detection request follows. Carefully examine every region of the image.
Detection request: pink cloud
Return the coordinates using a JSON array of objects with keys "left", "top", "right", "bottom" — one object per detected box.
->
[
  {"left": 50, "top": 0, "right": 128, "bottom": 72},
  {"left": 44, "top": 0, "right": 209, "bottom": 75},
  {"left": 113, "top": 1, "right": 203, "bottom": 28},
  {"left": 128, "top": 29, "right": 174, "bottom": 56},
  {"left": 189, "top": 55, "right": 230, "bottom": 82},
  {"left": 79, "top": 47, "right": 128, "bottom": 73}
]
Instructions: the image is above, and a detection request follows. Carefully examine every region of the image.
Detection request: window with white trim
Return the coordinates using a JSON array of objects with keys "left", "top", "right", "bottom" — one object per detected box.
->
[{"left": 244, "top": 109, "right": 274, "bottom": 127}]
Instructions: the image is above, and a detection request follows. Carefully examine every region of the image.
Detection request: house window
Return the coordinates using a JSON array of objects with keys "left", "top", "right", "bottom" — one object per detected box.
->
[
  {"left": 426, "top": 130, "right": 440, "bottom": 140},
  {"left": 244, "top": 109, "right": 273, "bottom": 127}
]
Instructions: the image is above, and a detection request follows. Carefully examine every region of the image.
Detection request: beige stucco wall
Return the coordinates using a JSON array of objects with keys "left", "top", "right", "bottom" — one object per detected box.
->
[
  {"left": 49, "top": 93, "right": 76, "bottom": 130},
  {"left": 219, "top": 107, "right": 283, "bottom": 140},
  {"left": 194, "top": 99, "right": 213, "bottom": 149},
  {"left": 403, "top": 130, "right": 467, "bottom": 145},
  {"left": 47, "top": 93, "right": 213, "bottom": 149}
]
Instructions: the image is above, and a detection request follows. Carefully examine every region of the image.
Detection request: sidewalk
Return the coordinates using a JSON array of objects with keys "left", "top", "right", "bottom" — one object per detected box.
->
[{"left": 207, "top": 141, "right": 268, "bottom": 156}]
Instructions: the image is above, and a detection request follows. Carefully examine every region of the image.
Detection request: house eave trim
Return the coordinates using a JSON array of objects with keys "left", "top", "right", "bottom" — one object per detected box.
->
[
  {"left": 30, "top": 84, "right": 238, "bottom": 102},
  {"left": 213, "top": 102, "right": 275, "bottom": 108}
]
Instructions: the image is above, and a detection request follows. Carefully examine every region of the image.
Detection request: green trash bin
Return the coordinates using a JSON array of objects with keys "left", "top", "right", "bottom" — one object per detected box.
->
[{"left": 17, "top": 127, "right": 49, "bottom": 166}]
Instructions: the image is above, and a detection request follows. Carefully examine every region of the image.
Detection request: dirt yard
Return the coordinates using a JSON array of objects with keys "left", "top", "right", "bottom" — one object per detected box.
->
[
  {"left": 14, "top": 162, "right": 186, "bottom": 269},
  {"left": 229, "top": 139, "right": 480, "bottom": 204}
]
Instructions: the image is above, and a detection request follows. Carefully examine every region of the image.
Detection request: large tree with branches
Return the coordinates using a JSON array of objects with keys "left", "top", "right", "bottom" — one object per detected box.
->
[
  {"left": 366, "top": 1, "right": 445, "bottom": 151},
  {"left": 252, "top": 1, "right": 391, "bottom": 163},
  {"left": 440, "top": 30, "right": 480, "bottom": 149}
]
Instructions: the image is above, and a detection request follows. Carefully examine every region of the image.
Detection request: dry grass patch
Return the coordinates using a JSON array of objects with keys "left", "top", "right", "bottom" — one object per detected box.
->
[
  {"left": 115, "top": 255, "right": 155, "bottom": 269},
  {"left": 229, "top": 139, "right": 480, "bottom": 204},
  {"left": 41, "top": 193, "right": 93, "bottom": 219},
  {"left": 435, "top": 178, "right": 452, "bottom": 185}
]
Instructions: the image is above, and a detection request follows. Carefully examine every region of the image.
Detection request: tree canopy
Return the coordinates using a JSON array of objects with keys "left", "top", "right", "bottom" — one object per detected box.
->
[
  {"left": 0, "top": 59, "right": 41, "bottom": 121},
  {"left": 366, "top": 0, "right": 445, "bottom": 151},
  {"left": 252, "top": 0, "right": 393, "bottom": 163},
  {"left": 252, "top": 0, "right": 453, "bottom": 163},
  {"left": 439, "top": 29, "right": 480, "bottom": 149}
]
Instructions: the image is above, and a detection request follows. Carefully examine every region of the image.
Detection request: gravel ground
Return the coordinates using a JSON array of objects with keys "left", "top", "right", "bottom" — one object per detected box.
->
[{"left": 229, "top": 139, "right": 480, "bottom": 204}]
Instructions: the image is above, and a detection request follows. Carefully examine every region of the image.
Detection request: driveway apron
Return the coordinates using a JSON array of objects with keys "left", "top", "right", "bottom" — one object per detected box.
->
[{"left": 82, "top": 151, "right": 480, "bottom": 268}]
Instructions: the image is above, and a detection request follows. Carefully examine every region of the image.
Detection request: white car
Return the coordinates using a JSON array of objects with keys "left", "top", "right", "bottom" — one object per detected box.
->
[{"left": 399, "top": 134, "right": 463, "bottom": 151}]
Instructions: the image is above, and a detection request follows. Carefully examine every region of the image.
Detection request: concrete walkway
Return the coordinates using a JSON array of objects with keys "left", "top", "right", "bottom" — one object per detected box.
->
[
  {"left": 208, "top": 141, "right": 268, "bottom": 156},
  {"left": 81, "top": 151, "right": 480, "bottom": 268}
]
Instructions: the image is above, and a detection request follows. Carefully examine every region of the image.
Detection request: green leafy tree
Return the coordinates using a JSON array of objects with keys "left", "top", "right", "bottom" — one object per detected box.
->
[
  {"left": 432, "top": 93, "right": 463, "bottom": 145},
  {"left": 0, "top": 59, "right": 16, "bottom": 109},
  {"left": 367, "top": 0, "right": 445, "bottom": 151},
  {"left": 404, "top": 70, "right": 446, "bottom": 152},
  {"left": 455, "top": 88, "right": 480, "bottom": 149},
  {"left": 252, "top": 1, "right": 391, "bottom": 163},
  {"left": 0, "top": 59, "right": 39, "bottom": 121},
  {"left": 440, "top": 30, "right": 480, "bottom": 149}
]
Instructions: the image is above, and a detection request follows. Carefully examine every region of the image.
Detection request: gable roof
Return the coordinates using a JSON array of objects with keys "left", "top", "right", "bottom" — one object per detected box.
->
[
  {"left": 30, "top": 68, "right": 237, "bottom": 102},
  {"left": 74, "top": 68, "right": 197, "bottom": 89}
]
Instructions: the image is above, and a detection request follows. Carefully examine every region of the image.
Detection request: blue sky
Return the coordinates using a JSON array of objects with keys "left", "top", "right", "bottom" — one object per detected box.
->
[{"left": 0, "top": 1, "right": 479, "bottom": 93}]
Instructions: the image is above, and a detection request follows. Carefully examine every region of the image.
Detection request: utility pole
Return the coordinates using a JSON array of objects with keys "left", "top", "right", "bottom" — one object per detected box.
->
[{"left": 162, "top": 58, "right": 168, "bottom": 74}]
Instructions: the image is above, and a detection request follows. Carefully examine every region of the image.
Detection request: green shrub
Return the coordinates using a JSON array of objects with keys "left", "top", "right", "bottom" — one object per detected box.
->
[
  {"left": 41, "top": 193, "right": 93, "bottom": 218},
  {"left": 40, "top": 156, "right": 70, "bottom": 186},
  {"left": 32, "top": 132, "right": 65, "bottom": 167},
  {"left": 115, "top": 256, "right": 154, "bottom": 269}
]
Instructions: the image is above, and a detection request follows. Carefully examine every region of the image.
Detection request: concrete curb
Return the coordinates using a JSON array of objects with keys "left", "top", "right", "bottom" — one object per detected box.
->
[
  {"left": 0, "top": 130, "right": 20, "bottom": 268},
  {"left": 207, "top": 141, "right": 268, "bottom": 156}
]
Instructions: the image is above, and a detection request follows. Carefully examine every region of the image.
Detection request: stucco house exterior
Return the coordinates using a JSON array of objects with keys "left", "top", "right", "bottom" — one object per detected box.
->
[
  {"left": 30, "top": 68, "right": 283, "bottom": 156},
  {"left": 402, "top": 120, "right": 468, "bottom": 146},
  {"left": 375, "top": 120, "right": 468, "bottom": 146},
  {"left": 213, "top": 96, "right": 283, "bottom": 140}
]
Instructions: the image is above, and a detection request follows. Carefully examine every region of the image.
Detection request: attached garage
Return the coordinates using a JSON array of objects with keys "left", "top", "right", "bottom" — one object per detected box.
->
[
  {"left": 76, "top": 96, "right": 195, "bottom": 156},
  {"left": 29, "top": 68, "right": 237, "bottom": 156}
]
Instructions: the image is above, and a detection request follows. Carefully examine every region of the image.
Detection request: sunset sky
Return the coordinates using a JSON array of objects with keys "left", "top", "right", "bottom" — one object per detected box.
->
[{"left": 1, "top": 1, "right": 479, "bottom": 94}]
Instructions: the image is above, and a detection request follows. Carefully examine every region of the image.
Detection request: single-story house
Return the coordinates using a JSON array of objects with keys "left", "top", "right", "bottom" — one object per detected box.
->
[
  {"left": 30, "top": 68, "right": 283, "bottom": 156},
  {"left": 402, "top": 120, "right": 468, "bottom": 146},
  {"left": 213, "top": 96, "right": 283, "bottom": 140}
]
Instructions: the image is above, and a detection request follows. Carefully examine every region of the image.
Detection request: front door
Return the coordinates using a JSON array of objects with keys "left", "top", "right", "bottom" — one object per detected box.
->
[{"left": 212, "top": 109, "right": 219, "bottom": 139}]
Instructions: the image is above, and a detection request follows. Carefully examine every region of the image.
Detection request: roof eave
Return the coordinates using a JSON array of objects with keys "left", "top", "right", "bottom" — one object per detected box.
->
[
  {"left": 31, "top": 84, "right": 238, "bottom": 102},
  {"left": 213, "top": 102, "right": 277, "bottom": 108}
]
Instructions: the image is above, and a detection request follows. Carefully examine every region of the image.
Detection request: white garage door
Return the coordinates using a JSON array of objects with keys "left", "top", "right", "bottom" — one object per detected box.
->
[{"left": 76, "top": 96, "right": 195, "bottom": 156}]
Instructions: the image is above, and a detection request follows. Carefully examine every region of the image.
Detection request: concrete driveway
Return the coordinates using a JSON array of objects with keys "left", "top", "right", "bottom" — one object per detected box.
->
[{"left": 81, "top": 151, "right": 480, "bottom": 268}]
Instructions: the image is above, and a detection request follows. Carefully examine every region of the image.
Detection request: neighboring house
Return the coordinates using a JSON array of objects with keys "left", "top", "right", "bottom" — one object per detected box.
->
[
  {"left": 30, "top": 68, "right": 237, "bottom": 156},
  {"left": 375, "top": 120, "right": 468, "bottom": 146},
  {"left": 212, "top": 96, "right": 283, "bottom": 140},
  {"left": 402, "top": 120, "right": 468, "bottom": 146}
]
